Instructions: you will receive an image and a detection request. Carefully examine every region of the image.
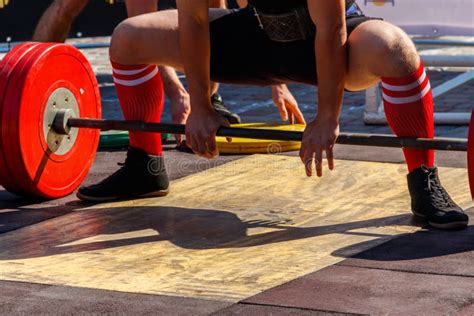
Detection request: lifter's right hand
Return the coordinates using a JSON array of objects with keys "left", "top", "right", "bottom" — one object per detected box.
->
[{"left": 186, "top": 105, "right": 230, "bottom": 159}]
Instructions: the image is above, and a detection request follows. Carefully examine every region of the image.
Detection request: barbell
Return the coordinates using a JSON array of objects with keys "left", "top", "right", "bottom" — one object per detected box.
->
[{"left": 0, "top": 42, "right": 473, "bottom": 199}]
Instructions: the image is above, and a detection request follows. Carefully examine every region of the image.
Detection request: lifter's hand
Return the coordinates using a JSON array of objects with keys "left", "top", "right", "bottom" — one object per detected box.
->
[
  {"left": 299, "top": 115, "right": 339, "bottom": 177},
  {"left": 272, "top": 85, "right": 306, "bottom": 124},
  {"left": 186, "top": 105, "right": 230, "bottom": 159}
]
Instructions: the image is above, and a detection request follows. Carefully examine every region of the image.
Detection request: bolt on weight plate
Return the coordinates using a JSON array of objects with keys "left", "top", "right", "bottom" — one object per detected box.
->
[
  {"left": 43, "top": 88, "right": 79, "bottom": 155},
  {"left": 1, "top": 43, "right": 101, "bottom": 198}
]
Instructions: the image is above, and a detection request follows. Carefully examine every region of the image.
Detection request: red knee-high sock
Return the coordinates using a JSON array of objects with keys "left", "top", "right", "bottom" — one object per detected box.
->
[
  {"left": 382, "top": 60, "right": 435, "bottom": 172},
  {"left": 112, "top": 61, "right": 164, "bottom": 155}
]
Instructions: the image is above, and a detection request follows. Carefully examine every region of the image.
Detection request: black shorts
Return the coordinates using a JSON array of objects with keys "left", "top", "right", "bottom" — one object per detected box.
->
[{"left": 209, "top": 7, "right": 377, "bottom": 86}]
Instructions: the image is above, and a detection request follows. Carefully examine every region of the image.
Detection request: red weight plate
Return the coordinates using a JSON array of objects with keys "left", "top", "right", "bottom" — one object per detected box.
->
[
  {"left": 1, "top": 43, "right": 59, "bottom": 195},
  {"left": 0, "top": 42, "right": 44, "bottom": 193},
  {"left": 2, "top": 44, "right": 101, "bottom": 198},
  {"left": 468, "top": 109, "right": 474, "bottom": 200}
]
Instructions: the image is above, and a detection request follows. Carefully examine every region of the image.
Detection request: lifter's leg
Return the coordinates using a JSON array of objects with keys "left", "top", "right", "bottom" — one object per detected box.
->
[
  {"left": 109, "top": 9, "right": 229, "bottom": 71},
  {"left": 344, "top": 20, "right": 468, "bottom": 229},
  {"left": 77, "top": 10, "right": 230, "bottom": 202},
  {"left": 345, "top": 20, "right": 432, "bottom": 172},
  {"left": 33, "top": 0, "right": 89, "bottom": 42}
]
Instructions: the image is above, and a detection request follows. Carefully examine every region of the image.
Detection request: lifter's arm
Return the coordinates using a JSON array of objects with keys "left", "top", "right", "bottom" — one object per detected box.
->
[
  {"left": 176, "top": 0, "right": 212, "bottom": 111},
  {"left": 299, "top": 0, "right": 346, "bottom": 177},
  {"left": 308, "top": 0, "right": 346, "bottom": 119},
  {"left": 176, "top": 0, "right": 229, "bottom": 158}
]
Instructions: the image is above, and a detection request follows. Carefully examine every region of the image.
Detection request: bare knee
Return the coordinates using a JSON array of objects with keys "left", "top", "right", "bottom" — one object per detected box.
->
[
  {"left": 110, "top": 19, "right": 140, "bottom": 64},
  {"left": 350, "top": 21, "right": 419, "bottom": 78},
  {"left": 379, "top": 25, "right": 419, "bottom": 76}
]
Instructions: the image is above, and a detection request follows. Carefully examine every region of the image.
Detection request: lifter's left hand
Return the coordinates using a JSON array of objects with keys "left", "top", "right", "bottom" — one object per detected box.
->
[
  {"left": 272, "top": 85, "right": 306, "bottom": 124},
  {"left": 299, "top": 115, "right": 339, "bottom": 177}
]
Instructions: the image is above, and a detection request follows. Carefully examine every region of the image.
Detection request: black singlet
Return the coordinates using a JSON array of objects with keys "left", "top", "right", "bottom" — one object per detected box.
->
[{"left": 248, "top": 0, "right": 357, "bottom": 14}]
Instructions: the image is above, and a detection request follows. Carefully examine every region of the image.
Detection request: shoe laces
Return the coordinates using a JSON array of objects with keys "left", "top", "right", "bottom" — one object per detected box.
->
[{"left": 425, "top": 167, "right": 456, "bottom": 209}]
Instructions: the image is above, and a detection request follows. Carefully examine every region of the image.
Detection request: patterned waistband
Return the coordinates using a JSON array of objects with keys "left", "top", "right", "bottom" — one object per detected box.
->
[{"left": 251, "top": 3, "right": 365, "bottom": 18}]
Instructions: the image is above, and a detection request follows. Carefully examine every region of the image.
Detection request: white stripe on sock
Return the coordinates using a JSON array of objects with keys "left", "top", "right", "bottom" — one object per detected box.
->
[
  {"left": 382, "top": 81, "right": 431, "bottom": 104},
  {"left": 112, "top": 66, "right": 150, "bottom": 76},
  {"left": 381, "top": 70, "right": 427, "bottom": 92},
  {"left": 113, "top": 67, "right": 159, "bottom": 86}
]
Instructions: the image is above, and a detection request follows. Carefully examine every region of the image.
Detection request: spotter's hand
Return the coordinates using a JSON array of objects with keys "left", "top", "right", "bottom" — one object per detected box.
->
[
  {"left": 185, "top": 106, "right": 230, "bottom": 159},
  {"left": 299, "top": 116, "right": 339, "bottom": 177}
]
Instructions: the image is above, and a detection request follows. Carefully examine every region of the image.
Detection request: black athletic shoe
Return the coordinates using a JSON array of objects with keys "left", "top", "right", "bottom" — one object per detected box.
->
[
  {"left": 77, "top": 147, "right": 169, "bottom": 202},
  {"left": 211, "top": 93, "right": 241, "bottom": 124},
  {"left": 407, "top": 165, "right": 468, "bottom": 230}
]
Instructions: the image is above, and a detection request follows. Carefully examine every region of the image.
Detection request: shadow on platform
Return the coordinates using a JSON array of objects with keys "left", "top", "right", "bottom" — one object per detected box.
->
[
  {"left": 334, "top": 207, "right": 474, "bottom": 262},
  {"left": 0, "top": 204, "right": 453, "bottom": 261},
  {"left": 0, "top": 190, "right": 76, "bottom": 234}
]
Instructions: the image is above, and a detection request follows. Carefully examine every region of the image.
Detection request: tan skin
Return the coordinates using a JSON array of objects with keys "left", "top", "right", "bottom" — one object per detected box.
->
[
  {"left": 32, "top": 0, "right": 89, "bottom": 42},
  {"left": 110, "top": 0, "right": 419, "bottom": 174},
  {"left": 301, "top": 0, "right": 347, "bottom": 177}
]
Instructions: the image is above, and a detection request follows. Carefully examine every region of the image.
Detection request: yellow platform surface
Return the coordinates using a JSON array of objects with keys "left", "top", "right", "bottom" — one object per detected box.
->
[{"left": 0, "top": 155, "right": 471, "bottom": 302}]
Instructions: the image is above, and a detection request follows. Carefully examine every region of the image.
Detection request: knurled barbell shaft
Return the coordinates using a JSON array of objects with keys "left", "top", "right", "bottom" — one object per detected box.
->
[{"left": 66, "top": 118, "right": 468, "bottom": 152}]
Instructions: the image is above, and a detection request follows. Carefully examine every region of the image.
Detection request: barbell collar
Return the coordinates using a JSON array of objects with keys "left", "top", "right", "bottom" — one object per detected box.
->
[
  {"left": 66, "top": 118, "right": 468, "bottom": 152},
  {"left": 53, "top": 109, "right": 75, "bottom": 135}
]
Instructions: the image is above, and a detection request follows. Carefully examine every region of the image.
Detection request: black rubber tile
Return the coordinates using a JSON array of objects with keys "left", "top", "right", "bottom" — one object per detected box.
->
[
  {"left": 243, "top": 265, "right": 474, "bottom": 315},
  {"left": 213, "top": 303, "right": 355, "bottom": 315},
  {"left": 0, "top": 280, "right": 230, "bottom": 315},
  {"left": 338, "top": 208, "right": 474, "bottom": 277}
]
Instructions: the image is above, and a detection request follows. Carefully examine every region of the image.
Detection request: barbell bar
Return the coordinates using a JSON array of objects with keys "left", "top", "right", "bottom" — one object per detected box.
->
[
  {"left": 0, "top": 42, "right": 472, "bottom": 200},
  {"left": 61, "top": 117, "right": 469, "bottom": 152}
]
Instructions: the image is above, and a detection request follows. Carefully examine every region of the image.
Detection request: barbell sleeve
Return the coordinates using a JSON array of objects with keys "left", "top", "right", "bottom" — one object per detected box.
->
[{"left": 67, "top": 118, "right": 468, "bottom": 152}]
